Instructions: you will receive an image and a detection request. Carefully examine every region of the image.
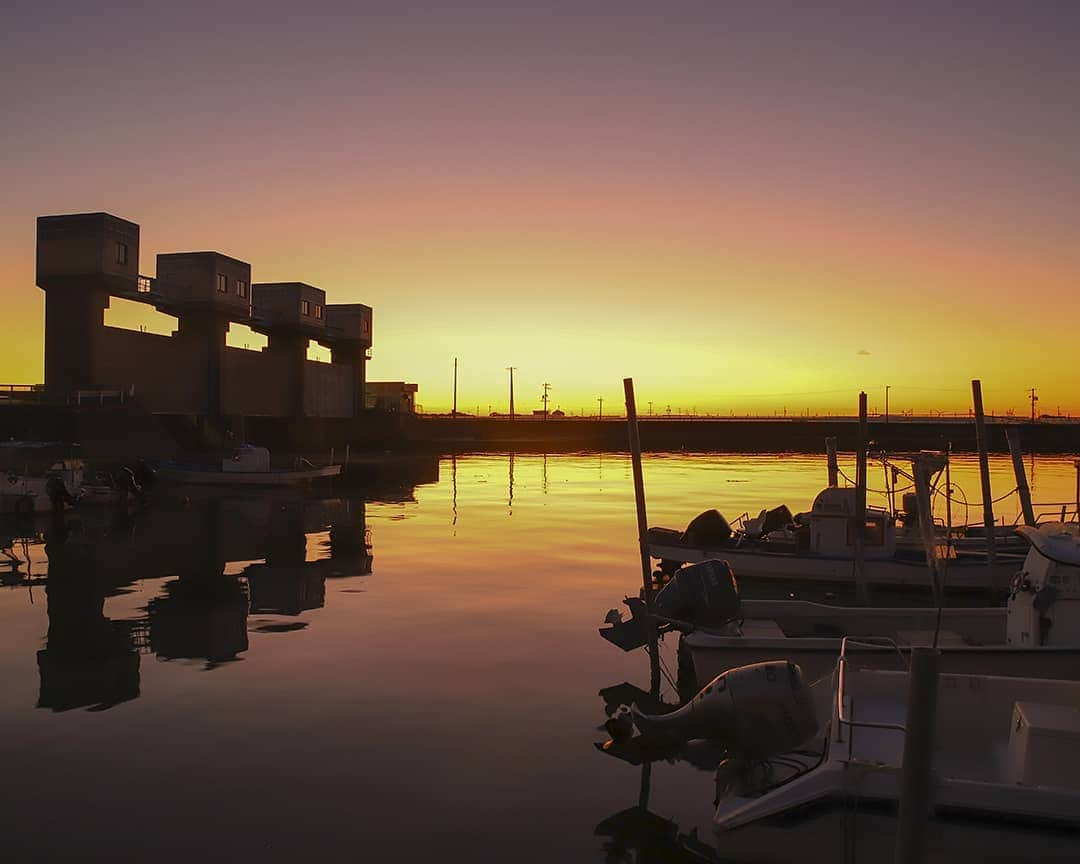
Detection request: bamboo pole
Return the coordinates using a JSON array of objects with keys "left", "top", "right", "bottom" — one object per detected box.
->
[
  {"left": 944, "top": 447, "right": 953, "bottom": 559},
  {"left": 826, "top": 436, "right": 838, "bottom": 487},
  {"left": 854, "top": 393, "right": 868, "bottom": 605},
  {"left": 970, "top": 381, "right": 997, "bottom": 583},
  {"left": 1005, "top": 427, "right": 1035, "bottom": 527},
  {"left": 624, "top": 377, "right": 661, "bottom": 696}
]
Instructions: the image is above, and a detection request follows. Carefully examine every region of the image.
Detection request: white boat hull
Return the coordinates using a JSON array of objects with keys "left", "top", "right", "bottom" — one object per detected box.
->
[
  {"left": 684, "top": 635, "right": 1080, "bottom": 688},
  {"left": 648, "top": 533, "right": 1021, "bottom": 590},
  {"left": 157, "top": 464, "right": 342, "bottom": 486}
]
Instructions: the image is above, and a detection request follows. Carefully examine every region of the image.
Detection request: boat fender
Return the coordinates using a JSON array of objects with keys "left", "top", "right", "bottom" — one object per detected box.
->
[{"left": 631, "top": 660, "right": 818, "bottom": 759}]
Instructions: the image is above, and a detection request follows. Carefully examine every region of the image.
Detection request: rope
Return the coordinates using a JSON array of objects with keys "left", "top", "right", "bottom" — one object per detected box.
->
[{"left": 836, "top": 467, "right": 893, "bottom": 496}]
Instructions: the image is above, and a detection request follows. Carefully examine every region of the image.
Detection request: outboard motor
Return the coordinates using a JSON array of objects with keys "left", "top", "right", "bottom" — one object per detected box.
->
[
  {"left": 761, "top": 504, "right": 794, "bottom": 535},
  {"left": 632, "top": 660, "right": 818, "bottom": 760},
  {"left": 654, "top": 560, "right": 740, "bottom": 628},
  {"left": 44, "top": 476, "right": 75, "bottom": 510},
  {"left": 681, "top": 509, "right": 732, "bottom": 547},
  {"left": 132, "top": 460, "right": 157, "bottom": 494},
  {"left": 658, "top": 510, "right": 734, "bottom": 574}
]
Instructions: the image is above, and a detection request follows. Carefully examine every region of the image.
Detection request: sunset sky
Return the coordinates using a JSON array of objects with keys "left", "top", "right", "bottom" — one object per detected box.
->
[{"left": 3, "top": 2, "right": 1078, "bottom": 415}]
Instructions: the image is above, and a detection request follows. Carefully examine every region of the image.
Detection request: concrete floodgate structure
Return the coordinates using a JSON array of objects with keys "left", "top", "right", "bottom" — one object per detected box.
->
[{"left": 35, "top": 212, "right": 374, "bottom": 449}]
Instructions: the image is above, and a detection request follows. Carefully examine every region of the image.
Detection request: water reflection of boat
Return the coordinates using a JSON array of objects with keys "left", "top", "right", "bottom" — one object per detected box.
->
[
  {"left": 157, "top": 445, "right": 341, "bottom": 486},
  {"left": 595, "top": 800, "right": 720, "bottom": 863}
]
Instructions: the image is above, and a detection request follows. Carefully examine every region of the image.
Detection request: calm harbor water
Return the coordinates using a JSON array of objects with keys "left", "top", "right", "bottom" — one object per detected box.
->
[{"left": 1, "top": 452, "right": 1077, "bottom": 862}]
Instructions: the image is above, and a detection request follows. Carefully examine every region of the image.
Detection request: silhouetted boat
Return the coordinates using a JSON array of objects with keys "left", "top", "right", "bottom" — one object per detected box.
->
[
  {"left": 647, "top": 485, "right": 1024, "bottom": 590},
  {"left": 604, "top": 526, "right": 1080, "bottom": 687},
  {"left": 157, "top": 445, "right": 341, "bottom": 486}
]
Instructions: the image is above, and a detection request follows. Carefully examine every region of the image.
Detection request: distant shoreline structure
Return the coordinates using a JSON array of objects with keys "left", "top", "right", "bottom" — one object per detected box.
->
[{"left": 404, "top": 415, "right": 1080, "bottom": 455}]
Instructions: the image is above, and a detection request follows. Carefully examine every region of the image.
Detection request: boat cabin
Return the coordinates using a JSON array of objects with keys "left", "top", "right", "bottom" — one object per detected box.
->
[
  {"left": 222, "top": 445, "right": 271, "bottom": 473},
  {"left": 806, "top": 486, "right": 895, "bottom": 560}
]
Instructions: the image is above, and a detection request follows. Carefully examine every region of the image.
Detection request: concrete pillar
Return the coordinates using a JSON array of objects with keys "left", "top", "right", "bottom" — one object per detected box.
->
[
  {"left": 43, "top": 286, "right": 108, "bottom": 392},
  {"left": 176, "top": 310, "right": 229, "bottom": 420},
  {"left": 331, "top": 343, "right": 366, "bottom": 418}
]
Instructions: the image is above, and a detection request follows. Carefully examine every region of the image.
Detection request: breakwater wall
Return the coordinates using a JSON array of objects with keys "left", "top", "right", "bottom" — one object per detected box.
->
[{"left": 405, "top": 417, "right": 1080, "bottom": 455}]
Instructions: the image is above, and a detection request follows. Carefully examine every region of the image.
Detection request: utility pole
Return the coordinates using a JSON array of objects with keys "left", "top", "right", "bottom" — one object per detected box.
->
[
  {"left": 885, "top": 384, "right": 890, "bottom": 423},
  {"left": 542, "top": 382, "right": 551, "bottom": 418},
  {"left": 1029, "top": 387, "right": 1039, "bottom": 423},
  {"left": 648, "top": 401, "right": 653, "bottom": 416},
  {"left": 597, "top": 396, "right": 604, "bottom": 419},
  {"left": 506, "top": 366, "right": 516, "bottom": 419},
  {"left": 452, "top": 357, "right": 458, "bottom": 418}
]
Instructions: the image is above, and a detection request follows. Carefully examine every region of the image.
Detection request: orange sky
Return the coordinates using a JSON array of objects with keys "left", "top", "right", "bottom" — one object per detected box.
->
[{"left": 2, "top": 3, "right": 1078, "bottom": 416}]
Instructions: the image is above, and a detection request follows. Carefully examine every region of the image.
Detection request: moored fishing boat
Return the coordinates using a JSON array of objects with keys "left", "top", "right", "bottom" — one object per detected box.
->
[
  {"left": 1, "top": 442, "right": 86, "bottom": 514},
  {"left": 648, "top": 483, "right": 1024, "bottom": 590},
  {"left": 707, "top": 652, "right": 1080, "bottom": 862},
  {"left": 603, "top": 523, "right": 1080, "bottom": 688},
  {"left": 157, "top": 445, "right": 341, "bottom": 486}
]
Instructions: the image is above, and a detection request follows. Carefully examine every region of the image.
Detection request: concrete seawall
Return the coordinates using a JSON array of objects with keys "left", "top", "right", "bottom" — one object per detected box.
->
[{"left": 405, "top": 417, "right": 1080, "bottom": 455}]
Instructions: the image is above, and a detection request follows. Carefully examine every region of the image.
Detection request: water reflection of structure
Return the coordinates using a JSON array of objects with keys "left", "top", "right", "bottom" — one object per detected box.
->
[
  {"left": 508, "top": 453, "right": 515, "bottom": 516},
  {"left": 31, "top": 491, "right": 379, "bottom": 710},
  {"left": 37, "top": 533, "right": 140, "bottom": 711}
]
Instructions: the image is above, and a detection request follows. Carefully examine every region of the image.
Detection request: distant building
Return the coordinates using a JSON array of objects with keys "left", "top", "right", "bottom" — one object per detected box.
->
[
  {"left": 366, "top": 382, "right": 418, "bottom": 414},
  {"left": 35, "top": 212, "right": 373, "bottom": 428}
]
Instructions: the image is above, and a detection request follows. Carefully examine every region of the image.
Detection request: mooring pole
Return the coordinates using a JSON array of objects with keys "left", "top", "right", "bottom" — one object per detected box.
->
[
  {"left": 912, "top": 454, "right": 944, "bottom": 611},
  {"left": 625, "top": 377, "right": 661, "bottom": 696},
  {"left": 1005, "top": 427, "right": 1035, "bottom": 527},
  {"left": 1075, "top": 460, "right": 1079, "bottom": 524},
  {"left": 895, "top": 646, "right": 941, "bottom": 864},
  {"left": 944, "top": 446, "right": 953, "bottom": 559},
  {"left": 826, "top": 436, "right": 839, "bottom": 487},
  {"left": 854, "top": 393, "right": 869, "bottom": 605},
  {"left": 970, "top": 380, "right": 997, "bottom": 574}
]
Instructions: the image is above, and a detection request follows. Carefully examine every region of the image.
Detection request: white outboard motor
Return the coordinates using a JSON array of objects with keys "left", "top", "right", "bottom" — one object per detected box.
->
[
  {"left": 1009, "top": 525, "right": 1080, "bottom": 647},
  {"left": 632, "top": 660, "right": 819, "bottom": 759}
]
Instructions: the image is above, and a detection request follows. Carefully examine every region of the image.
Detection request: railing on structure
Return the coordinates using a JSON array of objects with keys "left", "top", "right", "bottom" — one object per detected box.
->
[
  {"left": 67, "top": 387, "right": 135, "bottom": 407},
  {"left": 0, "top": 385, "right": 47, "bottom": 403}
]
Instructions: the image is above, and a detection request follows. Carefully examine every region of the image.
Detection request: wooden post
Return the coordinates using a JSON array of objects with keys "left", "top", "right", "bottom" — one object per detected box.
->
[
  {"left": 1005, "top": 427, "right": 1035, "bottom": 527},
  {"left": 971, "top": 380, "right": 997, "bottom": 571},
  {"left": 826, "top": 436, "right": 838, "bottom": 487},
  {"left": 854, "top": 393, "right": 869, "bottom": 605},
  {"left": 895, "top": 646, "right": 941, "bottom": 864},
  {"left": 944, "top": 447, "right": 953, "bottom": 559},
  {"left": 1075, "top": 460, "right": 1079, "bottom": 524},
  {"left": 625, "top": 377, "right": 661, "bottom": 696},
  {"left": 912, "top": 454, "right": 943, "bottom": 609}
]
